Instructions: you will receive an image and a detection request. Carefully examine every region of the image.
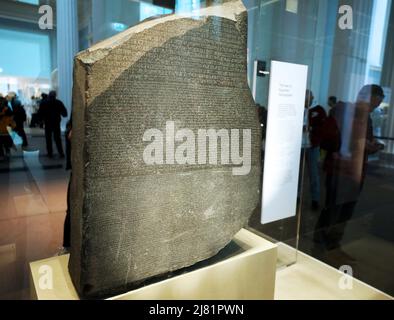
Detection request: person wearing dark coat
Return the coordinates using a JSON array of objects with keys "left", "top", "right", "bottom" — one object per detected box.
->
[
  {"left": 11, "top": 98, "right": 28, "bottom": 147},
  {"left": 314, "top": 85, "right": 385, "bottom": 252},
  {"left": 38, "top": 91, "right": 68, "bottom": 158}
]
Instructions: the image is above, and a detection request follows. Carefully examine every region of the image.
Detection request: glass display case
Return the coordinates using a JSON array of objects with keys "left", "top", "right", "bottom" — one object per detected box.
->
[{"left": 0, "top": 0, "right": 393, "bottom": 299}]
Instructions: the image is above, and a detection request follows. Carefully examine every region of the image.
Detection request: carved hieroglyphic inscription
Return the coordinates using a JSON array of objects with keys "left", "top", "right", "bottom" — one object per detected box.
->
[{"left": 69, "top": 0, "right": 261, "bottom": 298}]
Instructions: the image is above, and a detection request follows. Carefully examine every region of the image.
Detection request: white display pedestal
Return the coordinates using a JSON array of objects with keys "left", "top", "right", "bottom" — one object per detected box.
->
[{"left": 29, "top": 229, "right": 277, "bottom": 300}]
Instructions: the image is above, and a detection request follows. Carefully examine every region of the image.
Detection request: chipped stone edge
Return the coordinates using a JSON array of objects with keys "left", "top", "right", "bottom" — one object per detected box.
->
[{"left": 76, "top": 0, "right": 246, "bottom": 65}]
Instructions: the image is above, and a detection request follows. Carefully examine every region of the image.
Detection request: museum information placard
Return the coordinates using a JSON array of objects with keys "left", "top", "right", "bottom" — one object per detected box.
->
[{"left": 261, "top": 61, "right": 308, "bottom": 224}]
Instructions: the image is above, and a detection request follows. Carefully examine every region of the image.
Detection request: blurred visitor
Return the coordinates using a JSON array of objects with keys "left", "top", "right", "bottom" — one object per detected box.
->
[
  {"left": 5, "top": 92, "right": 16, "bottom": 112},
  {"left": 11, "top": 97, "right": 28, "bottom": 147},
  {"left": 304, "top": 90, "right": 327, "bottom": 211},
  {"left": 0, "top": 97, "right": 16, "bottom": 160},
  {"left": 38, "top": 91, "right": 68, "bottom": 158},
  {"left": 314, "top": 84, "right": 385, "bottom": 252},
  {"left": 328, "top": 96, "right": 337, "bottom": 111},
  {"left": 30, "top": 94, "right": 47, "bottom": 128}
]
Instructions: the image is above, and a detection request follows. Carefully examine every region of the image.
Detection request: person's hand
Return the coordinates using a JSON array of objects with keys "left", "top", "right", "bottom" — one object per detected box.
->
[{"left": 68, "top": 129, "right": 72, "bottom": 140}]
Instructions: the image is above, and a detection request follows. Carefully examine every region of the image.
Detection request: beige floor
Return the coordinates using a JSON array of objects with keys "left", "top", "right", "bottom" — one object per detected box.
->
[
  {"left": 275, "top": 243, "right": 393, "bottom": 300},
  {"left": 0, "top": 135, "right": 68, "bottom": 299}
]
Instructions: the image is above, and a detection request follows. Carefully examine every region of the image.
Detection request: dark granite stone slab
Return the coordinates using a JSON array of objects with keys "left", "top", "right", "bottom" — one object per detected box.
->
[{"left": 69, "top": 0, "right": 261, "bottom": 298}]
